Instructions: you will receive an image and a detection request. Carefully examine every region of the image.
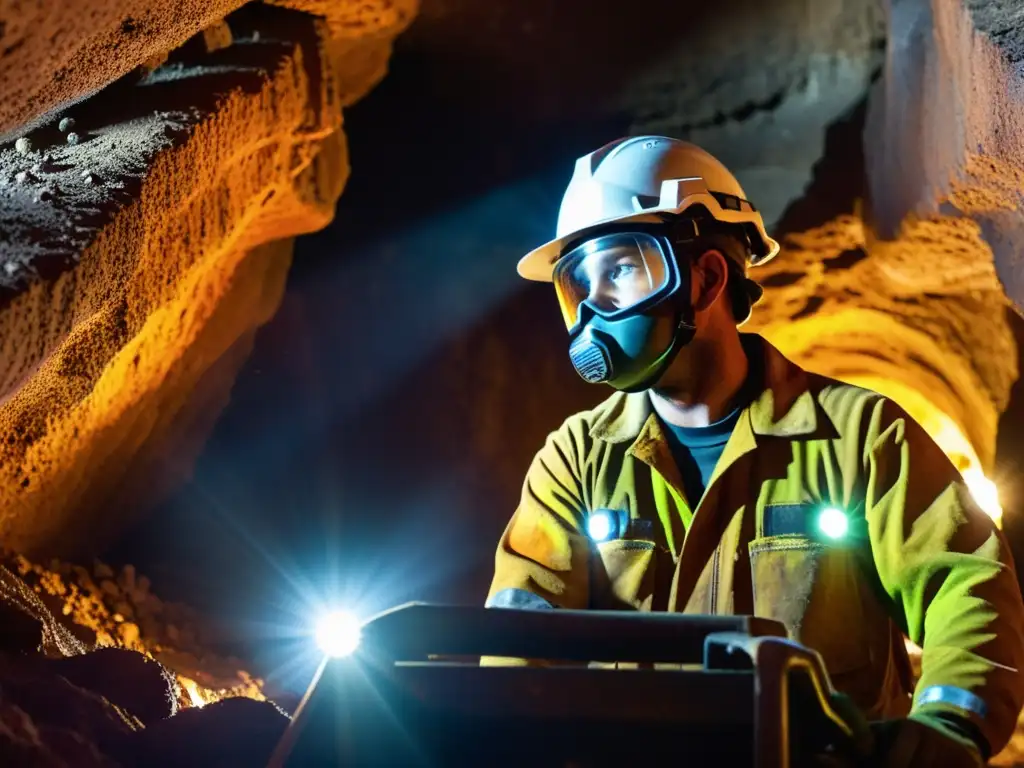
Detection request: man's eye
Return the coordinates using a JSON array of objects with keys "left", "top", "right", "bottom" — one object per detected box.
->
[{"left": 608, "top": 263, "right": 636, "bottom": 281}]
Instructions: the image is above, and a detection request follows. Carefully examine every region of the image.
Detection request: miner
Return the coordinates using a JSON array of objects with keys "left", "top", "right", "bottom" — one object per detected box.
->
[{"left": 486, "top": 135, "right": 1024, "bottom": 766}]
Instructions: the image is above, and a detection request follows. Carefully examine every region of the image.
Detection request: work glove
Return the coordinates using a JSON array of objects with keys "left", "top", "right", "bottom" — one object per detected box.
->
[{"left": 869, "top": 712, "right": 985, "bottom": 768}]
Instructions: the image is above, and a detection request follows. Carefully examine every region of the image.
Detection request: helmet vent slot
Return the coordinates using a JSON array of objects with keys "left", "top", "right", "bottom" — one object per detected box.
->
[{"left": 631, "top": 194, "right": 661, "bottom": 212}]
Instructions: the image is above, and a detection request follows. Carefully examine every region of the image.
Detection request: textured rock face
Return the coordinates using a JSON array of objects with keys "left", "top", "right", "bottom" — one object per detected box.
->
[
  {"left": 4, "top": 552, "right": 266, "bottom": 703},
  {"left": 0, "top": 550, "right": 300, "bottom": 765},
  {"left": 0, "top": 651, "right": 135, "bottom": 767},
  {"left": 622, "top": 0, "right": 1018, "bottom": 509},
  {"left": 0, "top": 0, "right": 245, "bottom": 139},
  {"left": 265, "top": 0, "right": 418, "bottom": 105},
  {"left": 0, "top": 0, "right": 416, "bottom": 139},
  {"left": 747, "top": 212, "right": 1017, "bottom": 488},
  {"left": 755, "top": 0, "right": 1024, "bottom": 511},
  {"left": 615, "top": 0, "right": 1020, "bottom": 494},
  {"left": 0, "top": 645, "right": 288, "bottom": 766},
  {"left": 619, "top": 0, "right": 1022, "bottom": 502},
  {"left": 624, "top": 0, "right": 886, "bottom": 228},
  {"left": 0, "top": 0, "right": 416, "bottom": 555},
  {"left": 865, "top": 0, "right": 1024, "bottom": 314}
]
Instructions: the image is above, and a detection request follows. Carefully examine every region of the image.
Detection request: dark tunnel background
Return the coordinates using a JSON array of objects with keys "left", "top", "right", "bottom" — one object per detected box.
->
[{"left": 104, "top": 0, "right": 1024, "bottom": 695}]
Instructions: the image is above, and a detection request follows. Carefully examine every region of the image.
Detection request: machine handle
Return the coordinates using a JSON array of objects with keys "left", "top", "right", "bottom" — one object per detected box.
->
[
  {"left": 358, "top": 602, "right": 787, "bottom": 664},
  {"left": 704, "top": 632, "right": 875, "bottom": 768}
]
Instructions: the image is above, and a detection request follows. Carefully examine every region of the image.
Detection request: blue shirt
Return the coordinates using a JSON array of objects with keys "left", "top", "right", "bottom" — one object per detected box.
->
[{"left": 661, "top": 407, "right": 742, "bottom": 506}]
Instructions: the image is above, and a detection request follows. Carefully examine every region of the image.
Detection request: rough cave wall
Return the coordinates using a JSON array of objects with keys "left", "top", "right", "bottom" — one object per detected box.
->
[
  {"left": 0, "top": 0, "right": 417, "bottom": 555},
  {"left": 0, "top": 0, "right": 412, "bottom": 138},
  {"left": 0, "top": 0, "right": 1020, "bottom": 626},
  {"left": 1, "top": 0, "right": 1022, "bottom": 760},
  {"left": 627, "top": 0, "right": 1021, "bottom": 495},
  {"left": 843, "top": 0, "right": 1024, "bottom": 485},
  {"left": 748, "top": 213, "right": 1014, "bottom": 481},
  {"left": 866, "top": 0, "right": 1024, "bottom": 313},
  {"left": 622, "top": 0, "right": 887, "bottom": 228}
]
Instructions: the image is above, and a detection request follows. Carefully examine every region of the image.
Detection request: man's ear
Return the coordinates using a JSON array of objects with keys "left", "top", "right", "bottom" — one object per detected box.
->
[{"left": 691, "top": 249, "right": 729, "bottom": 312}]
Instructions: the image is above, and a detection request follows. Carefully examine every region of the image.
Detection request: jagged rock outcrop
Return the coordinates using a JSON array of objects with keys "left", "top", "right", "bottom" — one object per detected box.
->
[
  {"left": 746, "top": 211, "right": 1016, "bottom": 491},
  {"left": 0, "top": 0, "right": 244, "bottom": 139},
  {"left": 0, "top": 555, "right": 288, "bottom": 765},
  {"left": 265, "top": 0, "right": 417, "bottom": 106},
  {"left": 0, "top": 647, "right": 288, "bottom": 766},
  {"left": 0, "top": 0, "right": 416, "bottom": 139},
  {"left": 865, "top": 0, "right": 1024, "bottom": 315},
  {"left": 3, "top": 551, "right": 266, "bottom": 704},
  {"left": 0, "top": 0, "right": 416, "bottom": 555},
  {"left": 624, "top": 0, "right": 1019, "bottom": 498},
  {"left": 624, "top": 0, "right": 886, "bottom": 228}
]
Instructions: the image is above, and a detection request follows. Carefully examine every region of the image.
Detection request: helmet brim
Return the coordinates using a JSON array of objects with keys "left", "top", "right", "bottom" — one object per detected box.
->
[
  {"left": 518, "top": 211, "right": 667, "bottom": 282},
  {"left": 518, "top": 203, "right": 780, "bottom": 283}
]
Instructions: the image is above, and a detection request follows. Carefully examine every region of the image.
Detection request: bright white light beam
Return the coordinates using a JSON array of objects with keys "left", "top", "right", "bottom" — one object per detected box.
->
[{"left": 315, "top": 610, "right": 362, "bottom": 658}]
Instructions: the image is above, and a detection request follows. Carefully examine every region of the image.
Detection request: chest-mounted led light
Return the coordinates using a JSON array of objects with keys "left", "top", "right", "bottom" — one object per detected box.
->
[
  {"left": 816, "top": 507, "right": 849, "bottom": 540},
  {"left": 586, "top": 509, "right": 620, "bottom": 542}
]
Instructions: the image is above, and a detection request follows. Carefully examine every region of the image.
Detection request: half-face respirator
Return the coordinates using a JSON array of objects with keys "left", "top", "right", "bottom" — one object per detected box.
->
[
  {"left": 552, "top": 219, "right": 701, "bottom": 392},
  {"left": 515, "top": 136, "right": 781, "bottom": 391}
]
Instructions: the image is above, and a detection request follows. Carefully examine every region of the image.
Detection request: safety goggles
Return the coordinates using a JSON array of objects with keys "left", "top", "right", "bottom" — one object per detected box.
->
[
  {"left": 552, "top": 230, "right": 684, "bottom": 331},
  {"left": 518, "top": 175, "right": 778, "bottom": 284}
]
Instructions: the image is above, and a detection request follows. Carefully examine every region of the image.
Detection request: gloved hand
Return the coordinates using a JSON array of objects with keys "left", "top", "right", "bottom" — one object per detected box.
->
[{"left": 869, "top": 712, "right": 985, "bottom": 768}]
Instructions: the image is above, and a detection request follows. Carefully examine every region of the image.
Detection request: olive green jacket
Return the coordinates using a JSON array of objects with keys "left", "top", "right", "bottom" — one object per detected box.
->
[{"left": 486, "top": 334, "right": 1024, "bottom": 755}]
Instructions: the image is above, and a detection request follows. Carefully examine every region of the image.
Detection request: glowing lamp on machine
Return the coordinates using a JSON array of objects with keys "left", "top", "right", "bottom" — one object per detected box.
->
[
  {"left": 816, "top": 507, "right": 849, "bottom": 540},
  {"left": 314, "top": 610, "right": 362, "bottom": 658}
]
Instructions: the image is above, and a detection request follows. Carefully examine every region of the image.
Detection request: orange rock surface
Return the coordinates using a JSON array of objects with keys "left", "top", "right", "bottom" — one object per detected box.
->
[
  {"left": 749, "top": 210, "right": 1017, "bottom": 491},
  {"left": 2, "top": 551, "right": 263, "bottom": 709},
  {"left": 866, "top": 0, "right": 1024, "bottom": 314},
  {"left": 265, "top": 0, "right": 418, "bottom": 105},
  {"left": 0, "top": 0, "right": 245, "bottom": 138},
  {"left": 0, "top": 0, "right": 416, "bottom": 138},
  {"left": 0, "top": 1, "right": 417, "bottom": 555}
]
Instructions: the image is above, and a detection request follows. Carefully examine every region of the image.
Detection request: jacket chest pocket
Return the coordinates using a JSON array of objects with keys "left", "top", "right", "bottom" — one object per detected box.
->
[
  {"left": 593, "top": 539, "right": 663, "bottom": 611},
  {"left": 749, "top": 535, "right": 871, "bottom": 677}
]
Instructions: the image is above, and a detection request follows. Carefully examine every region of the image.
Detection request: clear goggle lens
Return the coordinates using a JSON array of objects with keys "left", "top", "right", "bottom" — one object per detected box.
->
[{"left": 553, "top": 232, "right": 670, "bottom": 329}]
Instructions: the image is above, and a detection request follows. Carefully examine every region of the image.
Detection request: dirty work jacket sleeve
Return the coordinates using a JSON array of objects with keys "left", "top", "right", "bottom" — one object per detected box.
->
[
  {"left": 487, "top": 420, "right": 591, "bottom": 613},
  {"left": 866, "top": 398, "right": 1024, "bottom": 756}
]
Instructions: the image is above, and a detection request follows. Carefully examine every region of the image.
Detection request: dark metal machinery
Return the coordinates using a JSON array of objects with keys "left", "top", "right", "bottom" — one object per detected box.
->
[{"left": 267, "top": 603, "right": 873, "bottom": 767}]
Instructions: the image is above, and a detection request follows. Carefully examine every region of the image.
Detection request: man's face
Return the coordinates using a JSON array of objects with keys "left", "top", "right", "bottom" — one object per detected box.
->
[{"left": 568, "top": 240, "right": 665, "bottom": 315}]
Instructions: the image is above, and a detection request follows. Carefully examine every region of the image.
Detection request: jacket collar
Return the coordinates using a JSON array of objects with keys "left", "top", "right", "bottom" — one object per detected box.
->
[{"left": 588, "top": 333, "right": 821, "bottom": 446}]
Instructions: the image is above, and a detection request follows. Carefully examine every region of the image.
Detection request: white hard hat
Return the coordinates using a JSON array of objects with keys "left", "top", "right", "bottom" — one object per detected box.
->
[{"left": 518, "top": 135, "right": 780, "bottom": 282}]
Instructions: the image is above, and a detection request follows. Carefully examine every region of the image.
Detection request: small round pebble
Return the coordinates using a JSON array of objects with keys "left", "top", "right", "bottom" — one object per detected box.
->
[
  {"left": 59, "top": 117, "right": 76, "bottom": 133},
  {"left": 36, "top": 189, "right": 52, "bottom": 203},
  {"left": 15, "top": 171, "right": 28, "bottom": 184},
  {"left": 66, "top": 132, "right": 80, "bottom": 146},
  {"left": 82, "top": 173, "right": 95, "bottom": 185},
  {"left": 4, "top": 262, "right": 17, "bottom": 275},
  {"left": 15, "top": 137, "right": 31, "bottom": 155}
]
